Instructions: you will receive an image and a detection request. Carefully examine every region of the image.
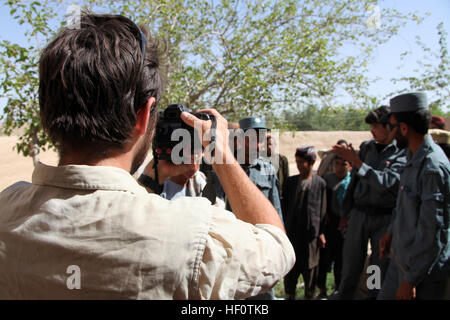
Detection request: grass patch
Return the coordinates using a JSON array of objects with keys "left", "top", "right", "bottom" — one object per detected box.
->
[{"left": 274, "top": 271, "right": 336, "bottom": 299}]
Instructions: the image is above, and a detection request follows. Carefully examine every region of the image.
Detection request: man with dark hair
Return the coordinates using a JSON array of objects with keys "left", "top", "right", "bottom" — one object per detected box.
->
[
  {"left": 378, "top": 92, "right": 450, "bottom": 300},
  {"left": 0, "top": 13, "right": 295, "bottom": 299},
  {"left": 282, "top": 146, "right": 327, "bottom": 300},
  {"left": 332, "top": 105, "right": 407, "bottom": 300}
]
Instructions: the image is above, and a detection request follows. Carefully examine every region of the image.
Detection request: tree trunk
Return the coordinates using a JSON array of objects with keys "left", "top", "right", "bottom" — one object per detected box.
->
[{"left": 29, "top": 133, "right": 40, "bottom": 167}]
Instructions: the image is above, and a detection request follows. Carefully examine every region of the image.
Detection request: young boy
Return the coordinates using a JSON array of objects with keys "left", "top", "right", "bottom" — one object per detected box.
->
[
  {"left": 317, "top": 155, "right": 351, "bottom": 299},
  {"left": 282, "top": 146, "right": 327, "bottom": 299}
]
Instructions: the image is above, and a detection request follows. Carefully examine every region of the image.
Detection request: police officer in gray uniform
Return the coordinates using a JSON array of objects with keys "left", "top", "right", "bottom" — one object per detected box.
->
[
  {"left": 332, "top": 106, "right": 407, "bottom": 299},
  {"left": 231, "top": 116, "right": 282, "bottom": 219},
  {"left": 378, "top": 92, "right": 450, "bottom": 300},
  {"left": 235, "top": 116, "right": 282, "bottom": 300}
]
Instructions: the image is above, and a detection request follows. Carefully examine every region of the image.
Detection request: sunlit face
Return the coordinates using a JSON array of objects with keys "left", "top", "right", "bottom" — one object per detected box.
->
[
  {"left": 389, "top": 114, "right": 408, "bottom": 149},
  {"left": 173, "top": 153, "right": 201, "bottom": 181},
  {"left": 266, "top": 137, "right": 273, "bottom": 157},
  {"left": 181, "top": 162, "right": 201, "bottom": 180},
  {"left": 244, "top": 130, "right": 266, "bottom": 151},
  {"left": 296, "top": 156, "right": 314, "bottom": 176},
  {"left": 370, "top": 123, "right": 391, "bottom": 144},
  {"left": 243, "top": 129, "right": 266, "bottom": 163}
]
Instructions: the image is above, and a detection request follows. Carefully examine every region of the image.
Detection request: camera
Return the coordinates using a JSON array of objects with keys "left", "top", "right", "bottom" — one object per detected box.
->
[{"left": 153, "top": 104, "right": 214, "bottom": 161}]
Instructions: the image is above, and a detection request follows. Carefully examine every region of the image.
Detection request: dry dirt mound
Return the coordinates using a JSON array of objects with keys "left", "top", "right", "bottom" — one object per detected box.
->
[{"left": 278, "top": 131, "right": 372, "bottom": 174}]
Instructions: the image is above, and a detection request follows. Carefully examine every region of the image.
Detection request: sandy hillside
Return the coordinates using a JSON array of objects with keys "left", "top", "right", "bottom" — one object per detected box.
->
[
  {"left": 0, "top": 131, "right": 371, "bottom": 191},
  {"left": 278, "top": 130, "right": 372, "bottom": 174},
  {"left": 0, "top": 136, "right": 59, "bottom": 191}
]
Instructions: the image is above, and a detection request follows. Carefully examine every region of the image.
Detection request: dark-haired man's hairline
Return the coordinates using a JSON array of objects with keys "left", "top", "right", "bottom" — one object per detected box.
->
[{"left": 38, "top": 13, "right": 164, "bottom": 157}]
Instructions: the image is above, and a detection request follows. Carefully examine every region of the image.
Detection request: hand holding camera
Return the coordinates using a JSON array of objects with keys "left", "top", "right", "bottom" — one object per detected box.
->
[
  {"left": 142, "top": 104, "right": 232, "bottom": 189},
  {"left": 153, "top": 104, "right": 215, "bottom": 162},
  {"left": 152, "top": 103, "right": 232, "bottom": 166},
  {"left": 180, "top": 108, "right": 233, "bottom": 166}
]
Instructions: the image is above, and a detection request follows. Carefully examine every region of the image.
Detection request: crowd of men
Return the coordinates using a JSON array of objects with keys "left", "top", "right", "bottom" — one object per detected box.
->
[
  {"left": 0, "top": 13, "right": 448, "bottom": 300},
  {"left": 199, "top": 100, "right": 449, "bottom": 300}
]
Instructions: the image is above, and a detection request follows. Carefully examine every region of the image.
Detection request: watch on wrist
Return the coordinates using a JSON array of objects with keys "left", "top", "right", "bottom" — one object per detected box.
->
[{"left": 138, "top": 174, "right": 163, "bottom": 194}]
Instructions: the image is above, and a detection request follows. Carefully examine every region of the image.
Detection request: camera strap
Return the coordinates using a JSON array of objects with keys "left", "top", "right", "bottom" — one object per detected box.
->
[
  {"left": 210, "top": 116, "right": 217, "bottom": 157},
  {"left": 199, "top": 115, "right": 218, "bottom": 205},
  {"left": 153, "top": 155, "right": 160, "bottom": 189}
]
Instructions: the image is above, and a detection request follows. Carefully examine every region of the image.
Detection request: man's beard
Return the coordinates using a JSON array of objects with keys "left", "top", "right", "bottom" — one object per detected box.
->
[
  {"left": 396, "top": 132, "right": 408, "bottom": 149},
  {"left": 130, "top": 115, "right": 156, "bottom": 175}
]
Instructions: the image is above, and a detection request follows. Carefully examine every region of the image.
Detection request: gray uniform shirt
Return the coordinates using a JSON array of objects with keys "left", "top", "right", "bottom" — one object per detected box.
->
[
  {"left": 242, "top": 158, "right": 282, "bottom": 220},
  {"left": 353, "top": 139, "right": 407, "bottom": 209},
  {"left": 390, "top": 135, "right": 450, "bottom": 286}
]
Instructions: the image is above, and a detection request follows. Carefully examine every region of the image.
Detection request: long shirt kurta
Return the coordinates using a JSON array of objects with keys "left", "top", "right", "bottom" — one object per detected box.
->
[{"left": 282, "top": 175, "right": 327, "bottom": 270}]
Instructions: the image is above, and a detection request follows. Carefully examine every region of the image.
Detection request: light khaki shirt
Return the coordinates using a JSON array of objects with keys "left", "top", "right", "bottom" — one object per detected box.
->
[{"left": 0, "top": 162, "right": 295, "bottom": 299}]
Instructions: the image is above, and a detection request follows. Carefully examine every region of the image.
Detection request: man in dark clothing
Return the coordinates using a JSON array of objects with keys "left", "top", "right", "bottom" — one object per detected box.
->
[
  {"left": 332, "top": 105, "right": 407, "bottom": 300},
  {"left": 282, "top": 146, "right": 326, "bottom": 300},
  {"left": 317, "top": 155, "right": 351, "bottom": 299}
]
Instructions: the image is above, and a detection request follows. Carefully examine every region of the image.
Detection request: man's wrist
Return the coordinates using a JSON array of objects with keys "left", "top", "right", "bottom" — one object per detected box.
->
[
  {"left": 211, "top": 149, "right": 237, "bottom": 167},
  {"left": 353, "top": 158, "right": 363, "bottom": 169}
]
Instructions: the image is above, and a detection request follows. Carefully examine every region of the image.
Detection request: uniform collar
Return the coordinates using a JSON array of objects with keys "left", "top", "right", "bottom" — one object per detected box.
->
[
  {"left": 242, "top": 157, "right": 262, "bottom": 169},
  {"left": 405, "top": 134, "right": 434, "bottom": 167},
  {"left": 369, "top": 138, "right": 398, "bottom": 154},
  {"left": 32, "top": 162, "right": 148, "bottom": 196}
]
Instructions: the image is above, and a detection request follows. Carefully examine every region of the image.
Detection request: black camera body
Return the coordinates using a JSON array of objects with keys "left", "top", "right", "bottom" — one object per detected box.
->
[{"left": 153, "top": 104, "right": 214, "bottom": 161}]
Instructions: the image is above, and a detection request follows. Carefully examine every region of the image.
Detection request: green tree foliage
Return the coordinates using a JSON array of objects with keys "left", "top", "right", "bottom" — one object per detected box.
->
[
  {"left": 0, "top": 0, "right": 422, "bottom": 158},
  {"left": 282, "top": 104, "right": 370, "bottom": 131},
  {"left": 391, "top": 22, "right": 450, "bottom": 117},
  {"left": 0, "top": 0, "right": 58, "bottom": 157}
]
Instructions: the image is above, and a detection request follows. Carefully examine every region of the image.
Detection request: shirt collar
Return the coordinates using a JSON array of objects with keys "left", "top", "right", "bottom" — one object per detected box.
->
[
  {"left": 369, "top": 138, "right": 398, "bottom": 154},
  {"left": 32, "top": 162, "right": 148, "bottom": 196},
  {"left": 244, "top": 157, "right": 268, "bottom": 170}
]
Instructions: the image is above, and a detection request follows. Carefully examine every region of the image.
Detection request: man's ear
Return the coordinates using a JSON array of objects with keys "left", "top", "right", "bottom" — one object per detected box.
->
[
  {"left": 399, "top": 122, "right": 408, "bottom": 137},
  {"left": 135, "top": 97, "right": 155, "bottom": 136}
]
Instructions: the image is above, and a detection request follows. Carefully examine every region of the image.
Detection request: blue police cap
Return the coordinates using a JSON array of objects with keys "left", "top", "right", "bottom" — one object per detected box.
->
[
  {"left": 389, "top": 92, "right": 428, "bottom": 113},
  {"left": 239, "top": 116, "right": 268, "bottom": 130}
]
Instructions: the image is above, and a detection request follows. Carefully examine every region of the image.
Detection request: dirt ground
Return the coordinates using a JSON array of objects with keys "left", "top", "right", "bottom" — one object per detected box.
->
[
  {"left": 0, "top": 131, "right": 371, "bottom": 191},
  {"left": 277, "top": 130, "right": 372, "bottom": 174}
]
